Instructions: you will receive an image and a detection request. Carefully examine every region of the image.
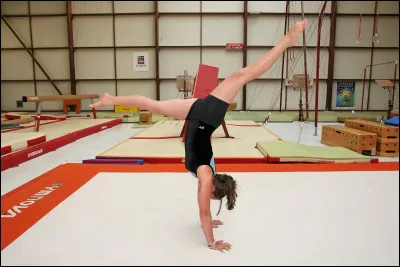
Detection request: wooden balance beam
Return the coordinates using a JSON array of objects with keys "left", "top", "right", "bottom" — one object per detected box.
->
[{"left": 22, "top": 94, "right": 99, "bottom": 132}]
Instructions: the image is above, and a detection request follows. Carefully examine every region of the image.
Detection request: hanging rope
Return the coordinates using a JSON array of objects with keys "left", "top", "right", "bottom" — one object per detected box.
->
[
  {"left": 263, "top": 1, "right": 326, "bottom": 125},
  {"left": 373, "top": 12, "right": 379, "bottom": 44},
  {"left": 356, "top": 13, "right": 363, "bottom": 43}
]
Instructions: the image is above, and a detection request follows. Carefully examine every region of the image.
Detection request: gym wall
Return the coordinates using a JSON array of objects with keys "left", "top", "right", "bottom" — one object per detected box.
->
[{"left": 1, "top": 1, "right": 399, "bottom": 112}]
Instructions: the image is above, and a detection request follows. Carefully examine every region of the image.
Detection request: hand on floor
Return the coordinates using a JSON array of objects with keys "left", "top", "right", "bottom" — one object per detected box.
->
[
  {"left": 210, "top": 240, "right": 232, "bottom": 253},
  {"left": 212, "top": 220, "right": 224, "bottom": 228}
]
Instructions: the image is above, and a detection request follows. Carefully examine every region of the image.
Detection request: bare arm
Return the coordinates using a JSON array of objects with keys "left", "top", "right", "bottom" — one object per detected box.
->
[{"left": 197, "top": 167, "right": 215, "bottom": 245}]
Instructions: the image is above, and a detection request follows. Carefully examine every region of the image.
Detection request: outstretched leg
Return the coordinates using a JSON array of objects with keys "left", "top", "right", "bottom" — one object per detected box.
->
[
  {"left": 89, "top": 93, "right": 197, "bottom": 120},
  {"left": 210, "top": 19, "right": 307, "bottom": 104}
]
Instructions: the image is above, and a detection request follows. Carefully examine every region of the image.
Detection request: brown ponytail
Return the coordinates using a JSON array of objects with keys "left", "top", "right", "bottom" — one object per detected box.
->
[{"left": 212, "top": 173, "right": 238, "bottom": 213}]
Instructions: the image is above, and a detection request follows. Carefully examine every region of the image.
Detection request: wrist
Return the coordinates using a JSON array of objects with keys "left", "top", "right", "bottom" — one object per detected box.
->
[{"left": 207, "top": 240, "right": 216, "bottom": 249}]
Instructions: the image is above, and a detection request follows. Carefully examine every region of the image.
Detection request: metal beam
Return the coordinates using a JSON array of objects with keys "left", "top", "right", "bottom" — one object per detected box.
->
[
  {"left": 155, "top": 2, "right": 160, "bottom": 101},
  {"left": 300, "top": 1, "right": 309, "bottom": 120},
  {"left": 112, "top": 1, "right": 118, "bottom": 96},
  {"left": 243, "top": 1, "right": 248, "bottom": 111},
  {"left": 326, "top": 0, "right": 337, "bottom": 110},
  {"left": 366, "top": 1, "right": 378, "bottom": 110},
  {"left": 314, "top": 1, "right": 328, "bottom": 136},
  {"left": 27, "top": 1, "right": 38, "bottom": 110},
  {"left": 279, "top": 1, "right": 290, "bottom": 112},
  {"left": 66, "top": 1, "right": 76, "bottom": 95}
]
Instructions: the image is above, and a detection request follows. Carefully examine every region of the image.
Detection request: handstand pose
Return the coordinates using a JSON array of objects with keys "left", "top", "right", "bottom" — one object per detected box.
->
[{"left": 90, "top": 20, "right": 307, "bottom": 253}]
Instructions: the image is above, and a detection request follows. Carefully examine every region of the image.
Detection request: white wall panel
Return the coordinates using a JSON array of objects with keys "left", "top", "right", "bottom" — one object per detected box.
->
[
  {"left": 335, "top": 16, "right": 374, "bottom": 47},
  {"left": 76, "top": 81, "right": 115, "bottom": 111},
  {"left": 72, "top": 1, "right": 112, "bottom": 14},
  {"left": 73, "top": 17, "right": 113, "bottom": 47},
  {"left": 75, "top": 49, "right": 114, "bottom": 79},
  {"left": 0, "top": 1, "right": 29, "bottom": 15},
  {"left": 369, "top": 82, "right": 393, "bottom": 110},
  {"left": 248, "top": 1, "right": 331, "bottom": 14},
  {"left": 117, "top": 81, "right": 156, "bottom": 99},
  {"left": 246, "top": 80, "right": 283, "bottom": 110},
  {"left": 290, "top": 1, "right": 332, "bottom": 14},
  {"left": 34, "top": 50, "right": 70, "bottom": 80},
  {"left": 159, "top": 48, "right": 200, "bottom": 79},
  {"left": 287, "top": 48, "right": 330, "bottom": 80},
  {"left": 248, "top": 1, "right": 286, "bottom": 13},
  {"left": 371, "top": 49, "right": 399, "bottom": 80},
  {"left": 160, "top": 80, "right": 184, "bottom": 101},
  {"left": 159, "top": 15, "right": 200, "bottom": 46},
  {"left": 376, "top": 1, "right": 399, "bottom": 15},
  {"left": 248, "top": 14, "right": 330, "bottom": 46},
  {"left": 30, "top": 1, "right": 66, "bottom": 14},
  {"left": 202, "top": 1, "right": 243, "bottom": 13},
  {"left": 202, "top": 16, "right": 243, "bottom": 46},
  {"left": 114, "top": 1, "right": 154, "bottom": 13},
  {"left": 115, "top": 16, "right": 155, "bottom": 46},
  {"left": 36, "top": 82, "right": 71, "bottom": 110},
  {"left": 374, "top": 17, "right": 399, "bottom": 48},
  {"left": 202, "top": 49, "right": 243, "bottom": 78},
  {"left": 248, "top": 16, "right": 285, "bottom": 46},
  {"left": 32, "top": 17, "right": 68, "bottom": 47},
  {"left": 116, "top": 48, "right": 156, "bottom": 79},
  {"left": 1, "top": 82, "right": 36, "bottom": 111},
  {"left": 337, "top": 1, "right": 375, "bottom": 14},
  {"left": 307, "top": 81, "right": 327, "bottom": 110},
  {"left": 1, "top": 51, "right": 33, "bottom": 80},
  {"left": 333, "top": 49, "right": 371, "bottom": 79},
  {"left": 1, "top": 18, "right": 31, "bottom": 48},
  {"left": 158, "top": 1, "right": 200, "bottom": 13}
]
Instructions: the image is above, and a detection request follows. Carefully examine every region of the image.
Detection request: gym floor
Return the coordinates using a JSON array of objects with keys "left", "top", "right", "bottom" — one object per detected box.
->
[{"left": 1, "top": 121, "right": 399, "bottom": 265}]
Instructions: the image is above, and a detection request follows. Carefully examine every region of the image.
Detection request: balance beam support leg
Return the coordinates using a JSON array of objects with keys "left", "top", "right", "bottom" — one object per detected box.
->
[{"left": 34, "top": 102, "right": 43, "bottom": 132}]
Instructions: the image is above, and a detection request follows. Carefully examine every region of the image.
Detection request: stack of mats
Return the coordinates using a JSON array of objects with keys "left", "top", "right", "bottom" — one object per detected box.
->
[
  {"left": 256, "top": 140, "right": 377, "bottom": 163},
  {"left": 97, "top": 120, "right": 279, "bottom": 164}
]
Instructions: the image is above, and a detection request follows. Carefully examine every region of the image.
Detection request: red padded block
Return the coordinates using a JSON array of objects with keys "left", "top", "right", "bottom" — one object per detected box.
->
[{"left": 193, "top": 64, "right": 219, "bottom": 99}]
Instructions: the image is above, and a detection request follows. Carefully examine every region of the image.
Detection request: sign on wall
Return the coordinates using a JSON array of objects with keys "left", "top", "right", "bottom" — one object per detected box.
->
[
  {"left": 133, "top": 52, "right": 149, "bottom": 72},
  {"left": 336, "top": 81, "right": 355, "bottom": 108},
  {"left": 226, "top": 43, "right": 243, "bottom": 50}
]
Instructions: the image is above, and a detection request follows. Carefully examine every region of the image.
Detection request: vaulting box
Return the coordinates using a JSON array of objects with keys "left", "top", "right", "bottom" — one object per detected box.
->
[
  {"left": 345, "top": 119, "right": 399, "bottom": 139},
  {"left": 321, "top": 125, "right": 377, "bottom": 155},
  {"left": 139, "top": 111, "right": 152, "bottom": 124}
]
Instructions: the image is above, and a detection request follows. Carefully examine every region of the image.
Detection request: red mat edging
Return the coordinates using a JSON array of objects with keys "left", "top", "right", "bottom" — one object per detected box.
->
[
  {"left": 1, "top": 119, "right": 122, "bottom": 171},
  {"left": 1, "top": 161, "right": 398, "bottom": 251},
  {"left": 96, "top": 156, "right": 267, "bottom": 164},
  {"left": 266, "top": 155, "right": 379, "bottom": 164}
]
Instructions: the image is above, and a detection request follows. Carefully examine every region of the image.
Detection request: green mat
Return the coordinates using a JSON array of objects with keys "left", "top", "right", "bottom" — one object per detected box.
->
[
  {"left": 256, "top": 140, "right": 377, "bottom": 163},
  {"left": 93, "top": 110, "right": 386, "bottom": 123}
]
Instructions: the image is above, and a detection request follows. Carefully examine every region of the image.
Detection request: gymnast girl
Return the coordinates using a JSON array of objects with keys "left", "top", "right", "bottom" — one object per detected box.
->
[{"left": 90, "top": 19, "right": 307, "bottom": 253}]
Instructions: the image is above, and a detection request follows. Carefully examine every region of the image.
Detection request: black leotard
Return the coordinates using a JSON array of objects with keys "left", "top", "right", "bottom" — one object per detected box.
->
[{"left": 184, "top": 95, "right": 230, "bottom": 177}]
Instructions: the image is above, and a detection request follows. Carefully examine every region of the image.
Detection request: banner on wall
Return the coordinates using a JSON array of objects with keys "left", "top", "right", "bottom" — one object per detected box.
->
[
  {"left": 336, "top": 81, "right": 355, "bottom": 108},
  {"left": 133, "top": 52, "right": 149, "bottom": 72}
]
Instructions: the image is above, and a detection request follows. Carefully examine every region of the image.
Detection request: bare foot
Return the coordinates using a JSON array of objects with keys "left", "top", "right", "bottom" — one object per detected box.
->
[
  {"left": 286, "top": 19, "right": 307, "bottom": 47},
  {"left": 89, "top": 93, "right": 114, "bottom": 109}
]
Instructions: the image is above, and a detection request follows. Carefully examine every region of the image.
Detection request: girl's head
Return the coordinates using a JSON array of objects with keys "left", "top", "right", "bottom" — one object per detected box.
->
[{"left": 211, "top": 173, "right": 238, "bottom": 215}]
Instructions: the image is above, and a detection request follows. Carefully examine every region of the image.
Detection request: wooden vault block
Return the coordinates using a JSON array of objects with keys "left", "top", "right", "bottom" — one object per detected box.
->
[
  {"left": 292, "top": 74, "right": 310, "bottom": 89},
  {"left": 139, "top": 111, "right": 152, "bottom": 124}
]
